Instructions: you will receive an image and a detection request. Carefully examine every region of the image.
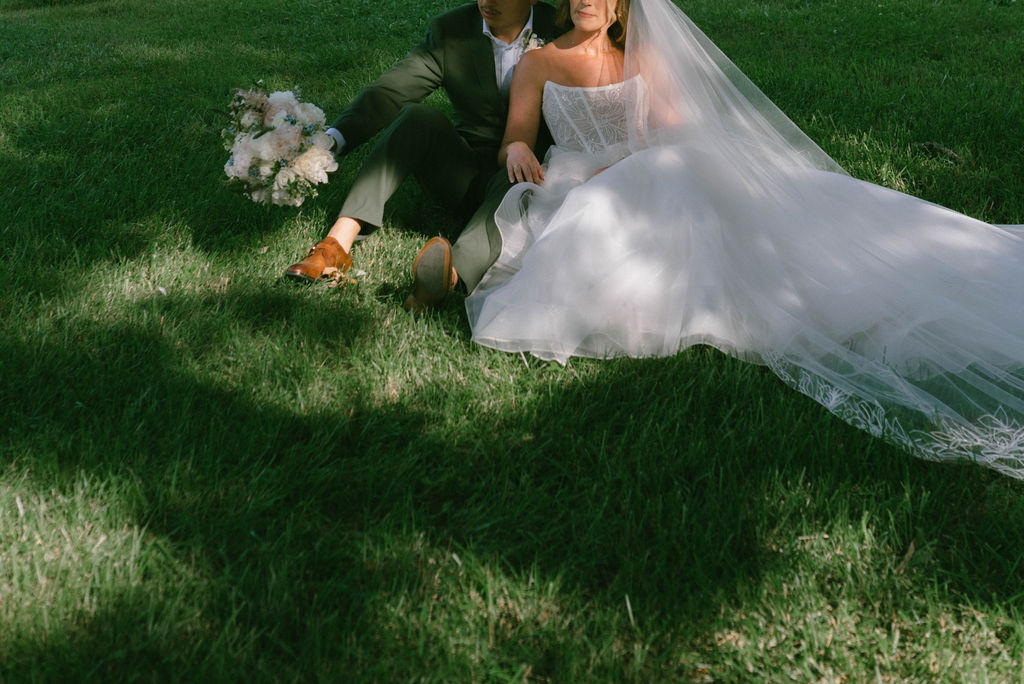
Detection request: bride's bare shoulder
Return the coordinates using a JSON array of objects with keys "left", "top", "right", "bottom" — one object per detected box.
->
[
  {"left": 514, "top": 45, "right": 559, "bottom": 85},
  {"left": 519, "top": 43, "right": 558, "bottom": 68}
]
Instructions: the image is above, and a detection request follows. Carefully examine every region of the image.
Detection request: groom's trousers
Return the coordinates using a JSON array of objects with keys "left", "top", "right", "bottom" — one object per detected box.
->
[{"left": 336, "top": 103, "right": 509, "bottom": 292}]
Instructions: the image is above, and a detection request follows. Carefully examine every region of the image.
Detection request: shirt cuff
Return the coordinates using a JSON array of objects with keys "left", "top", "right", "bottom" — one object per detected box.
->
[{"left": 326, "top": 128, "right": 346, "bottom": 154}]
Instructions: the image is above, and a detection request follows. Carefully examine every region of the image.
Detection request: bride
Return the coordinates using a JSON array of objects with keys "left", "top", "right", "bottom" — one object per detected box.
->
[{"left": 464, "top": 0, "right": 1024, "bottom": 478}]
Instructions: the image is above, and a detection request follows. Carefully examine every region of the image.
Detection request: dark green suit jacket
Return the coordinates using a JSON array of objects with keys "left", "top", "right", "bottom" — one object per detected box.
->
[{"left": 333, "top": 1, "right": 560, "bottom": 161}]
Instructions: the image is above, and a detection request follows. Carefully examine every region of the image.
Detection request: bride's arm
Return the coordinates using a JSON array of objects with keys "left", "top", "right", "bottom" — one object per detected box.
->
[
  {"left": 499, "top": 50, "right": 548, "bottom": 184},
  {"left": 630, "top": 45, "right": 683, "bottom": 131}
]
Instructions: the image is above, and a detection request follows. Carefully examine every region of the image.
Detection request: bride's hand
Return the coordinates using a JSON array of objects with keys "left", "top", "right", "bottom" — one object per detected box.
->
[{"left": 505, "top": 141, "right": 544, "bottom": 185}]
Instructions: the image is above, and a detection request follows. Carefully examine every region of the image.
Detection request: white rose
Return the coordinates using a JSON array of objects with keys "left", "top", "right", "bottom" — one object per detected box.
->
[
  {"left": 271, "top": 167, "right": 304, "bottom": 206},
  {"left": 255, "top": 161, "right": 275, "bottom": 179},
  {"left": 273, "top": 166, "right": 299, "bottom": 189}
]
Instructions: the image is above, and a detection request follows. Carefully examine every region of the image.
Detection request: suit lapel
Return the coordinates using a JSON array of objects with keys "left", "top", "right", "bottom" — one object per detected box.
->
[{"left": 470, "top": 31, "right": 500, "bottom": 102}]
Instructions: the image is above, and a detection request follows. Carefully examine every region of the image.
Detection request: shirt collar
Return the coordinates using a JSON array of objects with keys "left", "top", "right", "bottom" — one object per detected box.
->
[{"left": 481, "top": 8, "right": 534, "bottom": 47}]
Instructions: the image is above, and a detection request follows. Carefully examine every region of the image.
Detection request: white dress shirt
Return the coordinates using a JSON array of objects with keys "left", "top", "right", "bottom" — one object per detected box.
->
[{"left": 482, "top": 12, "right": 535, "bottom": 97}]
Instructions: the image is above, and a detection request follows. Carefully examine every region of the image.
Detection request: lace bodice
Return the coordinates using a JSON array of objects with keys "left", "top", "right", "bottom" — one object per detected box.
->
[{"left": 542, "top": 76, "right": 648, "bottom": 154}]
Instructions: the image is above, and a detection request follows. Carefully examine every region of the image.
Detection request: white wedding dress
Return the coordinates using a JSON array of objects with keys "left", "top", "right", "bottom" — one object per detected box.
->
[{"left": 465, "top": 0, "right": 1024, "bottom": 477}]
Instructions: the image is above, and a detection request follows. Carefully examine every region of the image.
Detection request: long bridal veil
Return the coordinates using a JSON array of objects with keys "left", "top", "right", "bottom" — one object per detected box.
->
[
  {"left": 619, "top": 0, "right": 1024, "bottom": 477},
  {"left": 622, "top": 0, "right": 843, "bottom": 173}
]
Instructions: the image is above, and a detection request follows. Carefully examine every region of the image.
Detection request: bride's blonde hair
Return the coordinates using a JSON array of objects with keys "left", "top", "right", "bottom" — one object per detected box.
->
[{"left": 555, "top": 0, "right": 630, "bottom": 47}]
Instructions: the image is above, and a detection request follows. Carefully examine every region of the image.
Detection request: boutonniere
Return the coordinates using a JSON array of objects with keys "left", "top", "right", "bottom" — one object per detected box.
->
[{"left": 522, "top": 31, "right": 544, "bottom": 52}]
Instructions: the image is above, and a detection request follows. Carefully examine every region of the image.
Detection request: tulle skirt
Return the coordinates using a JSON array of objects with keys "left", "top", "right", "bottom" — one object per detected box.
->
[{"left": 465, "top": 141, "right": 1024, "bottom": 476}]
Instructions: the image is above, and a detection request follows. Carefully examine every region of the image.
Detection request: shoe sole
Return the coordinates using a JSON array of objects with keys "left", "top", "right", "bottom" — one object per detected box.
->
[{"left": 412, "top": 237, "right": 454, "bottom": 300}]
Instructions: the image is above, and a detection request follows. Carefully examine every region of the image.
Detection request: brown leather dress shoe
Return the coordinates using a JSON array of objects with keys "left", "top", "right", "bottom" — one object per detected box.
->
[
  {"left": 284, "top": 237, "right": 352, "bottom": 282},
  {"left": 403, "top": 237, "right": 456, "bottom": 314}
]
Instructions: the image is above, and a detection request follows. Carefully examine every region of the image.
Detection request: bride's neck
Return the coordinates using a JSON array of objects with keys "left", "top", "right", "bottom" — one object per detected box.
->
[{"left": 565, "top": 28, "right": 615, "bottom": 55}]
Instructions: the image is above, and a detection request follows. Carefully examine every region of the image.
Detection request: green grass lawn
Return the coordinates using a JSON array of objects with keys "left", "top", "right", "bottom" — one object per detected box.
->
[{"left": 2, "top": 0, "right": 1024, "bottom": 680}]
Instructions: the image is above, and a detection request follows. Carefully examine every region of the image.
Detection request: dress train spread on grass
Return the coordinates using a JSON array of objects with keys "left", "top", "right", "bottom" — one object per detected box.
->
[{"left": 465, "top": 0, "right": 1024, "bottom": 477}]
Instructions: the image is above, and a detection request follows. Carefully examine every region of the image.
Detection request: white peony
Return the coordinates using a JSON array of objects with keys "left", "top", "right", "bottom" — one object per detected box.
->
[
  {"left": 268, "top": 110, "right": 293, "bottom": 129},
  {"left": 291, "top": 147, "right": 338, "bottom": 185},
  {"left": 226, "top": 136, "right": 255, "bottom": 178},
  {"left": 310, "top": 132, "right": 334, "bottom": 150},
  {"left": 264, "top": 91, "right": 299, "bottom": 123},
  {"left": 246, "top": 125, "right": 299, "bottom": 162},
  {"left": 296, "top": 101, "right": 326, "bottom": 126}
]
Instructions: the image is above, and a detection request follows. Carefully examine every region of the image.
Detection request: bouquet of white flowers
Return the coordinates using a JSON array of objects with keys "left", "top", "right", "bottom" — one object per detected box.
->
[{"left": 221, "top": 85, "right": 338, "bottom": 207}]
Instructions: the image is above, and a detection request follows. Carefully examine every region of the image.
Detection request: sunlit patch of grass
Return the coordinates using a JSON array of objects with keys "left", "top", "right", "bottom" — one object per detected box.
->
[
  {"left": 0, "top": 471, "right": 214, "bottom": 678},
  {"left": 706, "top": 511, "right": 1024, "bottom": 682}
]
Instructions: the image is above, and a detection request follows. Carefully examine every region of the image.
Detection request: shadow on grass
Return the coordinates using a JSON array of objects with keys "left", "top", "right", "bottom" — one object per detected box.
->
[{"left": 3, "top": 298, "right": 1022, "bottom": 676}]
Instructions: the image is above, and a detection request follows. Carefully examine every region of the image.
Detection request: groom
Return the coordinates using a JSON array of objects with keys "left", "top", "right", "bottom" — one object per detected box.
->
[{"left": 285, "top": 0, "right": 560, "bottom": 310}]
